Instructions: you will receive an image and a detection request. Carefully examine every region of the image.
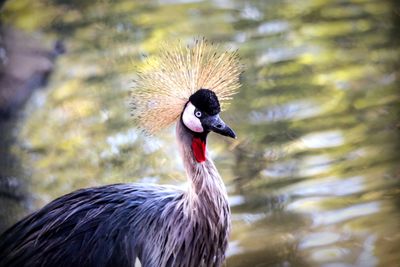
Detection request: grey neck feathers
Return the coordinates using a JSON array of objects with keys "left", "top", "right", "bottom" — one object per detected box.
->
[
  {"left": 158, "top": 119, "right": 231, "bottom": 267},
  {"left": 176, "top": 120, "right": 229, "bottom": 219}
]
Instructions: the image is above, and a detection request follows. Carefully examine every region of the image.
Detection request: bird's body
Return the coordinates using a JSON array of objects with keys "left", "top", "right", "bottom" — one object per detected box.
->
[
  {"left": 0, "top": 120, "right": 230, "bottom": 267},
  {"left": 0, "top": 39, "right": 240, "bottom": 267}
]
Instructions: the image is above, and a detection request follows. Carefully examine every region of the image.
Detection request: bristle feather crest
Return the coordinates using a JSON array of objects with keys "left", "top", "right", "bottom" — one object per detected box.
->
[{"left": 130, "top": 39, "right": 241, "bottom": 134}]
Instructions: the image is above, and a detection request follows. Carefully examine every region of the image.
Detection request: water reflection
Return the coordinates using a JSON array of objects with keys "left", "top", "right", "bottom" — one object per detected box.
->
[{"left": 1, "top": 0, "right": 399, "bottom": 266}]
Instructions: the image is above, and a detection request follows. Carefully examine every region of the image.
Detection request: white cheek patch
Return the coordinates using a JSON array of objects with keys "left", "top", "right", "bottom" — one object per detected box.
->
[{"left": 182, "top": 102, "right": 204, "bottom": 133}]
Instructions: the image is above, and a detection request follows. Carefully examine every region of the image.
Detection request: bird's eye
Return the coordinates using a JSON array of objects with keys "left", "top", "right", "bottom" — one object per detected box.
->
[{"left": 195, "top": 110, "right": 202, "bottom": 118}]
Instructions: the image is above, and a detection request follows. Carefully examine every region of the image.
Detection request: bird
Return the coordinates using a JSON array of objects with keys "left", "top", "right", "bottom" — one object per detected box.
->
[{"left": 0, "top": 39, "right": 241, "bottom": 267}]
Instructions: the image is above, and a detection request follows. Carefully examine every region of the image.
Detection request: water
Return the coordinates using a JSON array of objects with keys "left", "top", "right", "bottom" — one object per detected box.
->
[{"left": 1, "top": 0, "right": 400, "bottom": 266}]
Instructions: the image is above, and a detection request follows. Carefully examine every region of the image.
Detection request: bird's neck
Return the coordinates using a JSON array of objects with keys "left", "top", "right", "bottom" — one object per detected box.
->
[{"left": 176, "top": 119, "right": 228, "bottom": 209}]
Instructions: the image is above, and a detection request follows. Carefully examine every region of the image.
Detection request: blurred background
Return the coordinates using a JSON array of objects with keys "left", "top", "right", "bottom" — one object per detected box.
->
[{"left": 0, "top": 0, "right": 399, "bottom": 266}]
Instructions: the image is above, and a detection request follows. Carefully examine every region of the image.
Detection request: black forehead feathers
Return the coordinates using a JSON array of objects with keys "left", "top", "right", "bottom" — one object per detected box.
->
[{"left": 189, "top": 88, "right": 221, "bottom": 115}]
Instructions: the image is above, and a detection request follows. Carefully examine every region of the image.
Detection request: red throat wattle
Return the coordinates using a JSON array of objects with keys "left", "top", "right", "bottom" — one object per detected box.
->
[{"left": 192, "top": 137, "right": 206, "bottom": 163}]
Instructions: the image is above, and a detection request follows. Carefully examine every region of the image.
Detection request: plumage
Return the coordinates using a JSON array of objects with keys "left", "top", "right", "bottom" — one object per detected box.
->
[
  {"left": 0, "top": 38, "right": 241, "bottom": 267},
  {"left": 130, "top": 38, "right": 241, "bottom": 134},
  {"left": 189, "top": 89, "right": 221, "bottom": 115}
]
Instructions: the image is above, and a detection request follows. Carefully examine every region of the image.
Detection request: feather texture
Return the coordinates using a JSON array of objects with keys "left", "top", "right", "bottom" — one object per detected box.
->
[
  {"left": 0, "top": 120, "right": 231, "bottom": 267},
  {"left": 130, "top": 38, "right": 241, "bottom": 134}
]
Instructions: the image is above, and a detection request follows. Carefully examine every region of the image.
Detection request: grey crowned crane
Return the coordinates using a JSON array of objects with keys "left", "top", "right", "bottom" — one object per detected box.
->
[{"left": 0, "top": 39, "right": 241, "bottom": 267}]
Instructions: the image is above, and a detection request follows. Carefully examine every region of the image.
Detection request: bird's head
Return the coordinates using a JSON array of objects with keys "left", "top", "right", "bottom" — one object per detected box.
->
[
  {"left": 182, "top": 89, "right": 236, "bottom": 139},
  {"left": 131, "top": 39, "right": 241, "bottom": 136}
]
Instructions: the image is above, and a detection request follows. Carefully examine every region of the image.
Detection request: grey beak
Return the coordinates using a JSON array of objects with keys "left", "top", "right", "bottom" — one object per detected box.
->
[{"left": 202, "top": 114, "right": 236, "bottom": 139}]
